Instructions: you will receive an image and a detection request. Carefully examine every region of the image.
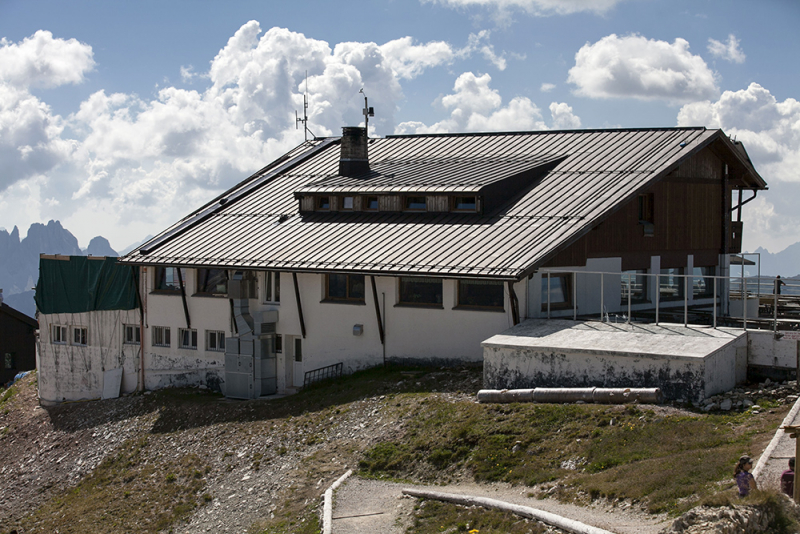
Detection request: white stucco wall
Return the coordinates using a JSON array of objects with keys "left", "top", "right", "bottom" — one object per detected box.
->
[
  {"left": 748, "top": 330, "right": 799, "bottom": 369},
  {"left": 37, "top": 309, "right": 141, "bottom": 404}
]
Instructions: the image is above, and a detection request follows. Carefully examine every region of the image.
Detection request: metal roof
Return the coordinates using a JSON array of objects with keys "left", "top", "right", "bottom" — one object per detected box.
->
[{"left": 121, "top": 127, "right": 767, "bottom": 280}]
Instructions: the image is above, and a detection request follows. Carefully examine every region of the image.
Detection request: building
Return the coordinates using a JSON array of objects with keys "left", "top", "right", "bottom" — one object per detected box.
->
[
  {"left": 108, "top": 126, "right": 766, "bottom": 400},
  {"left": 0, "top": 291, "right": 38, "bottom": 386}
]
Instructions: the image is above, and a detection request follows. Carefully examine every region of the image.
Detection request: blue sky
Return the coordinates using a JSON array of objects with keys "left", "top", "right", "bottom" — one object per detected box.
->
[{"left": 0, "top": 0, "right": 798, "bottom": 253}]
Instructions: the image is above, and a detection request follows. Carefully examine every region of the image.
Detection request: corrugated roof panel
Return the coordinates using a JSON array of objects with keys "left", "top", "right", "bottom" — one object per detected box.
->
[{"left": 122, "top": 127, "right": 761, "bottom": 280}]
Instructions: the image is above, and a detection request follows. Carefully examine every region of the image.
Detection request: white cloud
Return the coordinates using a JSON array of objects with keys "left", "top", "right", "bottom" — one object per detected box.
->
[
  {"left": 425, "top": 0, "right": 627, "bottom": 18},
  {"left": 395, "top": 72, "right": 552, "bottom": 133},
  {"left": 0, "top": 30, "right": 95, "bottom": 89},
  {"left": 549, "top": 102, "right": 581, "bottom": 129},
  {"left": 540, "top": 82, "right": 556, "bottom": 92},
  {"left": 707, "top": 34, "right": 745, "bottom": 64},
  {"left": 0, "top": 24, "right": 485, "bottom": 248},
  {"left": 568, "top": 34, "right": 719, "bottom": 103},
  {"left": 677, "top": 83, "right": 800, "bottom": 251},
  {"left": 460, "top": 31, "right": 508, "bottom": 70}
]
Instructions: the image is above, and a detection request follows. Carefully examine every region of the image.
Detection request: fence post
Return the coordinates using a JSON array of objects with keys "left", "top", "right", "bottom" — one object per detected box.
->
[
  {"left": 684, "top": 275, "right": 688, "bottom": 327},
  {"left": 713, "top": 276, "right": 717, "bottom": 328},
  {"left": 573, "top": 272, "right": 577, "bottom": 321},
  {"left": 547, "top": 272, "right": 551, "bottom": 319},
  {"left": 655, "top": 274, "right": 660, "bottom": 325},
  {"left": 600, "top": 273, "right": 604, "bottom": 322}
]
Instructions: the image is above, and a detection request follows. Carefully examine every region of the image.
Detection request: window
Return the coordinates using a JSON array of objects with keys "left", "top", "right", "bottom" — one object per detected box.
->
[
  {"left": 4, "top": 353, "right": 15, "bottom": 370},
  {"left": 263, "top": 271, "right": 281, "bottom": 303},
  {"left": 693, "top": 266, "right": 715, "bottom": 299},
  {"left": 197, "top": 268, "right": 227, "bottom": 296},
  {"left": 317, "top": 196, "right": 330, "bottom": 210},
  {"left": 325, "top": 274, "right": 365, "bottom": 303},
  {"left": 207, "top": 330, "right": 226, "bottom": 352},
  {"left": 621, "top": 270, "right": 649, "bottom": 304},
  {"left": 155, "top": 267, "right": 184, "bottom": 292},
  {"left": 179, "top": 328, "right": 198, "bottom": 349},
  {"left": 404, "top": 196, "right": 427, "bottom": 211},
  {"left": 275, "top": 334, "right": 282, "bottom": 353},
  {"left": 294, "top": 338, "right": 302, "bottom": 362},
  {"left": 364, "top": 196, "right": 378, "bottom": 211},
  {"left": 341, "top": 196, "right": 354, "bottom": 210},
  {"left": 124, "top": 324, "right": 141, "bottom": 344},
  {"left": 152, "top": 326, "right": 171, "bottom": 347},
  {"left": 659, "top": 268, "right": 684, "bottom": 300},
  {"left": 453, "top": 196, "right": 477, "bottom": 212},
  {"left": 398, "top": 277, "right": 443, "bottom": 307},
  {"left": 457, "top": 280, "right": 504, "bottom": 310},
  {"left": 51, "top": 325, "right": 67, "bottom": 344},
  {"left": 541, "top": 273, "right": 572, "bottom": 310},
  {"left": 72, "top": 327, "right": 88, "bottom": 346}
]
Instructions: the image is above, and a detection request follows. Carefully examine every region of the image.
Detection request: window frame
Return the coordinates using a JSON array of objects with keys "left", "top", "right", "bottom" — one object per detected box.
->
[
  {"left": 324, "top": 273, "right": 366, "bottom": 304},
  {"left": 397, "top": 277, "right": 444, "bottom": 308},
  {"left": 4, "top": 352, "right": 16, "bottom": 370},
  {"left": 195, "top": 268, "right": 228, "bottom": 297},
  {"left": 179, "top": 328, "right": 198, "bottom": 350},
  {"left": 341, "top": 196, "right": 354, "bottom": 210},
  {"left": 154, "top": 267, "right": 185, "bottom": 293},
  {"left": 455, "top": 279, "right": 504, "bottom": 311},
  {"left": 317, "top": 196, "right": 331, "bottom": 210},
  {"left": 152, "top": 326, "right": 171, "bottom": 348},
  {"left": 124, "top": 324, "right": 141, "bottom": 345},
  {"left": 363, "top": 195, "right": 379, "bottom": 211},
  {"left": 206, "top": 330, "right": 226, "bottom": 352},
  {"left": 621, "top": 270, "right": 649, "bottom": 305},
  {"left": 263, "top": 271, "right": 281, "bottom": 303},
  {"left": 404, "top": 196, "right": 427, "bottom": 212},
  {"left": 71, "top": 326, "right": 88, "bottom": 346},
  {"left": 51, "top": 324, "right": 67, "bottom": 344},
  {"left": 452, "top": 196, "right": 478, "bottom": 213},
  {"left": 541, "top": 273, "right": 573, "bottom": 311},
  {"left": 659, "top": 268, "right": 685, "bottom": 301}
]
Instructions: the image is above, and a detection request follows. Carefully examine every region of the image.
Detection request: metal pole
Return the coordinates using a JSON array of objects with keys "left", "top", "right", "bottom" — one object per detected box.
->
[
  {"left": 655, "top": 274, "right": 660, "bottom": 325},
  {"left": 547, "top": 272, "right": 551, "bottom": 319},
  {"left": 775, "top": 280, "right": 779, "bottom": 334},
  {"left": 742, "top": 266, "right": 747, "bottom": 331},
  {"left": 573, "top": 272, "right": 577, "bottom": 321},
  {"left": 600, "top": 273, "right": 604, "bottom": 322},
  {"left": 713, "top": 276, "right": 717, "bottom": 328},
  {"left": 684, "top": 275, "right": 688, "bottom": 327},
  {"left": 627, "top": 274, "right": 631, "bottom": 324}
]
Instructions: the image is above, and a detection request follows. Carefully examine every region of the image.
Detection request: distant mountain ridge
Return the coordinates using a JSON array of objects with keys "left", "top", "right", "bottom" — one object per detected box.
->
[
  {"left": 0, "top": 221, "right": 118, "bottom": 317},
  {"left": 751, "top": 243, "right": 800, "bottom": 277}
]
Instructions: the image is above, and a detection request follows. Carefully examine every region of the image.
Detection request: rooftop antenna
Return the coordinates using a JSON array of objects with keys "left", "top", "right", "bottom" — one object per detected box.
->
[
  {"left": 295, "top": 71, "right": 316, "bottom": 142},
  {"left": 359, "top": 88, "right": 374, "bottom": 134}
]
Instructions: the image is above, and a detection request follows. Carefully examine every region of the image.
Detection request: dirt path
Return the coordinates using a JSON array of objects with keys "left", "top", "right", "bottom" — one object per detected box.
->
[{"left": 332, "top": 476, "right": 673, "bottom": 534}]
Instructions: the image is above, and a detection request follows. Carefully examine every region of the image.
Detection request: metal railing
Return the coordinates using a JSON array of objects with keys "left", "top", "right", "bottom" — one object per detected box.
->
[
  {"left": 539, "top": 269, "right": 800, "bottom": 331},
  {"left": 303, "top": 362, "right": 343, "bottom": 388}
]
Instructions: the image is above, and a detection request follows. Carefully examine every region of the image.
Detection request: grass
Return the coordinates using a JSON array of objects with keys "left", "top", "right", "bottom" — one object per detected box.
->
[
  {"left": 359, "top": 397, "right": 787, "bottom": 514},
  {"left": 408, "top": 499, "right": 549, "bottom": 534},
  {"left": 21, "top": 437, "right": 210, "bottom": 533}
]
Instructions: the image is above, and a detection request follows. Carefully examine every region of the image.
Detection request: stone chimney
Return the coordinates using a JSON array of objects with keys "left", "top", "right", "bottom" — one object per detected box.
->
[{"left": 339, "top": 126, "right": 369, "bottom": 176}]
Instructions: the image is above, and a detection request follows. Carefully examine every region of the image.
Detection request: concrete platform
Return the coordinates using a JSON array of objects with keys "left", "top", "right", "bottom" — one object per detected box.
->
[{"left": 482, "top": 319, "right": 748, "bottom": 402}]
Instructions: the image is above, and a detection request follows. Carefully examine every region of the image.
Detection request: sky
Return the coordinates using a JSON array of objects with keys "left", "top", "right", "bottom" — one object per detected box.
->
[{"left": 0, "top": 0, "right": 798, "bottom": 254}]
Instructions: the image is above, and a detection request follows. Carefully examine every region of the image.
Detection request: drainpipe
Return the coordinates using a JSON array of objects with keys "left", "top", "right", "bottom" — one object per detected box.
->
[{"left": 140, "top": 267, "right": 147, "bottom": 392}]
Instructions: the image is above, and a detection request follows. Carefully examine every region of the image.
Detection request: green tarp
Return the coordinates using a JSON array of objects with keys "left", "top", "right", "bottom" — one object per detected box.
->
[{"left": 35, "top": 256, "right": 139, "bottom": 314}]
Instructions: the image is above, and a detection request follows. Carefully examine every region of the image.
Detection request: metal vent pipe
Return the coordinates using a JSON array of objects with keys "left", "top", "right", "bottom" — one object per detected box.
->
[{"left": 477, "top": 387, "right": 663, "bottom": 405}]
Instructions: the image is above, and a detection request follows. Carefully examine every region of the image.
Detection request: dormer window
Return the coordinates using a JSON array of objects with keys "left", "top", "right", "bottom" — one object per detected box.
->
[
  {"left": 341, "top": 196, "right": 354, "bottom": 210},
  {"left": 364, "top": 196, "right": 379, "bottom": 211},
  {"left": 405, "top": 196, "right": 427, "bottom": 211},
  {"left": 318, "top": 196, "right": 330, "bottom": 210},
  {"left": 453, "top": 196, "right": 477, "bottom": 212}
]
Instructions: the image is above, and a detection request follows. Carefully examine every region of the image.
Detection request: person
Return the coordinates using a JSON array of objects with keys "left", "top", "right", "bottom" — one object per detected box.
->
[
  {"left": 734, "top": 455, "right": 757, "bottom": 497},
  {"left": 781, "top": 457, "right": 795, "bottom": 497},
  {"left": 775, "top": 275, "right": 787, "bottom": 295}
]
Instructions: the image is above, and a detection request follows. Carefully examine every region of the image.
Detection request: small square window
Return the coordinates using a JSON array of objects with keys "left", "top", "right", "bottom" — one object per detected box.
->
[
  {"left": 152, "top": 326, "right": 171, "bottom": 347},
  {"left": 206, "top": 330, "right": 226, "bottom": 352},
  {"left": 364, "top": 196, "right": 379, "bottom": 210},
  {"left": 72, "top": 327, "right": 88, "bottom": 346},
  {"left": 197, "top": 268, "right": 228, "bottom": 295},
  {"left": 453, "top": 196, "right": 477, "bottom": 212},
  {"left": 325, "top": 274, "right": 365, "bottom": 303},
  {"left": 318, "top": 196, "right": 330, "bottom": 210},
  {"left": 342, "top": 196, "right": 354, "bottom": 210},
  {"left": 155, "top": 267, "right": 184, "bottom": 292},
  {"left": 638, "top": 193, "right": 654, "bottom": 223},
  {"left": 398, "top": 277, "right": 442, "bottom": 306},
  {"left": 51, "top": 325, "right": 67, "bottom": 344},
  {"left": 5, "top": 352, "right": 16, "bottom": 370},
  {"left": 275, "top": 334, "right": 282, "bottom": 353},
  {"left": 405, "top": 196, "right": 427, "bottom": 211},
  {"left": 457, "top": 279, "right": 503, "bottom": 309},
  {"left": 124, "top": 324, "right": 141, "bottom": 344},
  {"left": 179, "top": 328, "right": 198, "bottom": 349}
]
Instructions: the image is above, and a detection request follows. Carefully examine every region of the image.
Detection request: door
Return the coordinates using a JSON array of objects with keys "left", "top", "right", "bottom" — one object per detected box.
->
[
  {"left": 260, "top": 334, "right": 277, "bottom": 395},
  {"left": 293, "top": 338, "right": 304, "bottom": 388}
]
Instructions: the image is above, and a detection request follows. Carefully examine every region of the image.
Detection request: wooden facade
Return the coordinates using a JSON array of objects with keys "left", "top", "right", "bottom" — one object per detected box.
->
[
  {"left": 544, "top": 147, "right": 735, "bottom": 270},
  {"left": 0, "top": 303, "right": 37, "bottom": 385}
]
